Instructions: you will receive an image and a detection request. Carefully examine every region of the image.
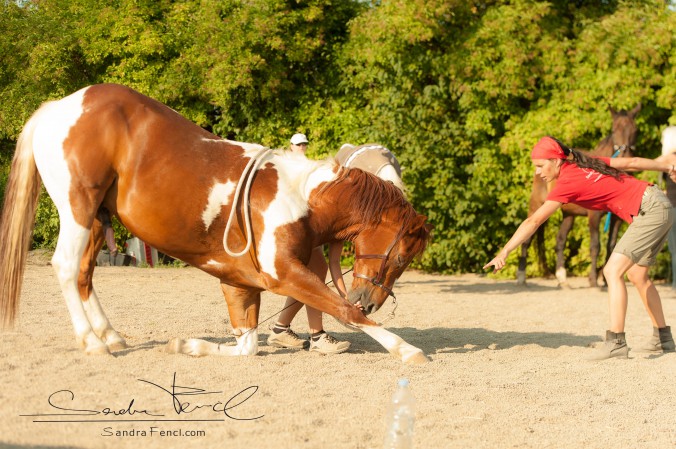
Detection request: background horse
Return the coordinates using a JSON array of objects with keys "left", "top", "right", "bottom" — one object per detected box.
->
[
  {"left": 0, "top": 84, "right": 432, "bottom": 364},
  {"left": 517, "top": 104, "right": 641, "bottom": 288}
]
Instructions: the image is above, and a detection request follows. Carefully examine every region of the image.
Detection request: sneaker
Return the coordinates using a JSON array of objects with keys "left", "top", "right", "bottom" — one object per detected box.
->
[
  {"left": 267, "top": 327, "right": 308, "bottom": 349},
  {"left": 309, "top": 333, "right": 350, "bottom": 354},
  {"left": 586, "top": 330, "right": 629, "bottom": 361},
  {"left": 637, "top": 326, "right": 675, "bottom": 353}
]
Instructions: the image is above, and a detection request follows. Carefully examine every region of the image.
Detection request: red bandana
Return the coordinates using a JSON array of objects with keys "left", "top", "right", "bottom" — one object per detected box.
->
[{"left": 531, "top": 136, "right": 566, "bottom": 160}]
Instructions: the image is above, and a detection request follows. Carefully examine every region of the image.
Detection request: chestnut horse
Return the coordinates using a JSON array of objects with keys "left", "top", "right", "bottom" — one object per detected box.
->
[
  {"left": 0, "top": 84, "right": 432, "bottom": 364},
  {"left": 517, "top": 104, "right": 641, "bottom": 288}
]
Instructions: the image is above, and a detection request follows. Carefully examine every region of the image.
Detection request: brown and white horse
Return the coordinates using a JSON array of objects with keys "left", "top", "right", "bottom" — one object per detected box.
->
[
  {"left": 517, "top": 104, "right": 641, "bottom": 288},
  {"left": 0, "top": 84, "right": 431, "bottom": 364}
]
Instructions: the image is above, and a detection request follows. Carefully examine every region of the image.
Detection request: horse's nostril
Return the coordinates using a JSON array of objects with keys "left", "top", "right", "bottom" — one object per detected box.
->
[{"left": 365, "top": 303, "right": 376, "bottom": 314}]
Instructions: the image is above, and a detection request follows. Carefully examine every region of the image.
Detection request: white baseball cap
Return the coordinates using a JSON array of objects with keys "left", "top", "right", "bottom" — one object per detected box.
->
[{"left": 290, "top": 133, "right": 309, "bottom": 145}]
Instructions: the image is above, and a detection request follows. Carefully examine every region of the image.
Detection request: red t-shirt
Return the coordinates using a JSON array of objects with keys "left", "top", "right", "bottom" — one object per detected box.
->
[{"left": 546, "top": 157, "right": 649, "bottom": 223}]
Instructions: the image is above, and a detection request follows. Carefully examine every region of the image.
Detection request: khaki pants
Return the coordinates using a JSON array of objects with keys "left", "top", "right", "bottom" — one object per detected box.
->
[{"left": 614, "top": 185, "right": 674, "bottom": 266}]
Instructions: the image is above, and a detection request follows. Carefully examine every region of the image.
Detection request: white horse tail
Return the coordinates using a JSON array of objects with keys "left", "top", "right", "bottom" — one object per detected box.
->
[{"left": 0, "top": 111, "right": 43, "bottom": 329}]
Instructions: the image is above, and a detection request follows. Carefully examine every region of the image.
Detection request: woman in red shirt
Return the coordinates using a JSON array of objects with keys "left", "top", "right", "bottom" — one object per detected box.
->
[{"left": 485, "top": 136, "right": 676, "bottom": 360}]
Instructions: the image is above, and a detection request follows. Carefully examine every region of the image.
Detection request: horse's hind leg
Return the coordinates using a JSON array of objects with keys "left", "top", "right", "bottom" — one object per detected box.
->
[
  {"left": 50, "top": 211, "right": 110, "bottom": 354},
  {"left": 78, "top": 217, "right": 127, "bottom": 351}
]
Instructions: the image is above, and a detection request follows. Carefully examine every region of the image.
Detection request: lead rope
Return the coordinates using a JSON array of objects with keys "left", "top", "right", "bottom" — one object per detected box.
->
[{"left": 223, "top": 148, "right": 273, "bottom": 257}]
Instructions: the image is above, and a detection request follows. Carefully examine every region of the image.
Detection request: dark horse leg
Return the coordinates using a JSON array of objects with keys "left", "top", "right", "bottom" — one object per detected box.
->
[
  {"left": 517, "top": 237, "right": 532, "bottom": 285},
  {"left": 587, "top": 211, "right": 602, "bottom": 288},
  {"left": 597, "top": 213, "right": 623, "bottom": 288},
  {"left": 517, "top": 224, "right": 547, "bottom": 285},
  {"left": 555, "top": 215, "right": 575, "bottom": 288}
]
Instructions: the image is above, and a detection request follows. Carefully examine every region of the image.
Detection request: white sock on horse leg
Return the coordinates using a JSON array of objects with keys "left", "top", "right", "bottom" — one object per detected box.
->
[
  {"left": 359, "top": 325, "right": 428, "bottom": 364},
  {"left": 82, "top": 290, "right": 127, "bottom": 351},
  {"left": 167, "top": 328, "right": 259, "bottom": 357}
]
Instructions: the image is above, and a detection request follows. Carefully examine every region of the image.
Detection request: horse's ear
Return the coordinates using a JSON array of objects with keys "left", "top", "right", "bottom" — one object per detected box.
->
[
  {"left": 629, "top": 103, "right": 642, "bottom": 118},
  {"left": 408, "top": 215, "right": 433, "bottom": 237}
]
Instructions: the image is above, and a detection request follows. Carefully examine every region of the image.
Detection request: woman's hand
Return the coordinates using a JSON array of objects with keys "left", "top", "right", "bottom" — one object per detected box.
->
[{"left": 484, "top": 251, "right": 508, "bottom": 272}]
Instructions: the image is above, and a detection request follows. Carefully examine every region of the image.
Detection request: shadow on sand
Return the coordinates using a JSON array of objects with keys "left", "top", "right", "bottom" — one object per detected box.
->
[{"left": 321, "top": 326, "right": 599, "bottom": 356}]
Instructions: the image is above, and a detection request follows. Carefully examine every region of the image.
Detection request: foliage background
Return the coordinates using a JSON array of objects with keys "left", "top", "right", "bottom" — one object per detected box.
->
[{"left": 0, "top": 0, "right": 674, "bottom": 279}]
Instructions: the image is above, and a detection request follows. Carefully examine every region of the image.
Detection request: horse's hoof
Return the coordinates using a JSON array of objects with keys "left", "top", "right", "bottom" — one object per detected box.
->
[
  {"left": 516, "top": 271, "right": 526, "bottom": 285},
  {"left": 166, "top": 338, "right": 185, "bottom": 354},
  {"left": 107, "top": 339, "right": 128, "bottom": 352},
  {"left": 85, "top": 344, "right": 111, "bottom": 355},
  {"left": 404, "top": 351, "right": 429, "bottom": 365}
]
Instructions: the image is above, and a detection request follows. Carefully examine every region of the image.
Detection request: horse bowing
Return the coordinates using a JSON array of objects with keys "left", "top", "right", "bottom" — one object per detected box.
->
[{"left": 0, "top": 84, "right": 432, "bottom": 364}]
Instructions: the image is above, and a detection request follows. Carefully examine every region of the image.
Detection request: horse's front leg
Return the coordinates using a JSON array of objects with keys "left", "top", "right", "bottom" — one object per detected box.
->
[
  {"left": 516, "top": 236, "right": 532, "bottom": 286},
  {"left": 168, "top": 285, "right": 261, "bottom": 357},
  {"left": 555, "top": 215, "right": 575, "bottom": 288},
  {"left": 587, "top": 212, "right": 601, "bottom": 288},
  {"left": 273, "top": 267, "right": 428, "bottom": 365}
]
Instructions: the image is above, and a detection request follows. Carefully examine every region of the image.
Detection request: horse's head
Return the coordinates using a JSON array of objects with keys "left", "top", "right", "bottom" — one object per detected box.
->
[
  {"left": 607, "top": 103, "right": 641, "bottom": 157},
  {"left": 349, "top": 212, "right": 431, "bottom": 314},
  {"left": 315, "top": 166, "right": 432, "bottom": 314}
]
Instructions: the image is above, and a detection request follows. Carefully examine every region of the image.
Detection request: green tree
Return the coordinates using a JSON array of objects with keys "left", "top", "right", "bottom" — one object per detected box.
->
[
  {"left": 334, "top": 0, "right": 675, "bottom": 275},
  {"left": 1, "top": 0, "right": 674, "bottom": 277}
]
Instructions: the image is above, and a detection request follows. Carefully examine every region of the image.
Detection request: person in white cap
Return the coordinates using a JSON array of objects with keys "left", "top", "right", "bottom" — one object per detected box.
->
[
  {"left": 268, "top": 134, "right": 352, "bottom": 354},
  {"left": 289, "top": 133, "right": 309, "bottom": 154}
]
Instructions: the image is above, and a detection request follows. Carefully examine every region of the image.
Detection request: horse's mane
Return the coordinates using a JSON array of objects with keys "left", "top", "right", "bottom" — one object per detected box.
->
[{"left": 320, "top": 166, "right": 430, "bottom": 256}]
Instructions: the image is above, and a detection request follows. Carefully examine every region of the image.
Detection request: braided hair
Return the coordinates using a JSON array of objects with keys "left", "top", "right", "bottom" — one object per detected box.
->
[{"left": 549, "top": 136, "right": 625, "bottom": 181}]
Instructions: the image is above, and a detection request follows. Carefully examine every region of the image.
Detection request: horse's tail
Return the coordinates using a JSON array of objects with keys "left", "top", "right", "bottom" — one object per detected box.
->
[{"left": 0, "top": 114, "right": 42, "bottom": 329}]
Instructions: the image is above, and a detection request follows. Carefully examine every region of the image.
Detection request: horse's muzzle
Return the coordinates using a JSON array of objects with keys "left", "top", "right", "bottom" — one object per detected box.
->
[{"left": 347, "top": 288, "right": 379, "bottom": 315}]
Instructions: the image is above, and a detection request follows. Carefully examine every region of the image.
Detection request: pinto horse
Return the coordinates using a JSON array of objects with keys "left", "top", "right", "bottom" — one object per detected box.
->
[
  {"left": 516, "top": 104, "right": 641, "bottom": 288},
  {"left": 0, "top": 84, "right": 432, "bottom": 364}
]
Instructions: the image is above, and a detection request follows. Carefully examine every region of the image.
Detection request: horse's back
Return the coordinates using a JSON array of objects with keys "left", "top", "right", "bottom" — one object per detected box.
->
[
  {"left": 27, "top": 85, "right": 259, "bottom": 255},
  {"left": 31, "top": 84, "right": 220, "bottom": 171}
]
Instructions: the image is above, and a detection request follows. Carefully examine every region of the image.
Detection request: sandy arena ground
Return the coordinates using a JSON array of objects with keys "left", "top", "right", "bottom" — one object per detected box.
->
[{"left": 1, "top": 253, "right": 675, "bottom": 449}]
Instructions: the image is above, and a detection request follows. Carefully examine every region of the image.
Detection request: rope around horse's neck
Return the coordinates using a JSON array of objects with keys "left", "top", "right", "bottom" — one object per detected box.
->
[{"left": 223, "top": 148, "right": 273, "bottom": 257}]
